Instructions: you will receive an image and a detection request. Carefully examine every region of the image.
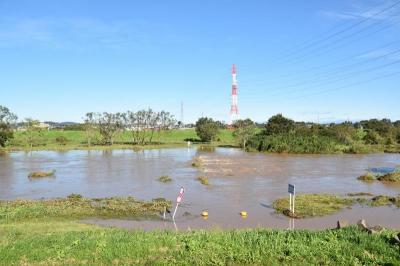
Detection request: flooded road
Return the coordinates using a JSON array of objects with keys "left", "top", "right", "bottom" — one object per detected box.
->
[{"left": 1, "top": 148, "right": 399, "bottom": 229}]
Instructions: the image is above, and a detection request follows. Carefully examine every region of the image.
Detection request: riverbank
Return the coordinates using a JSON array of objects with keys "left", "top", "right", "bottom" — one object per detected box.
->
[
  {"left": 2, "top": 128, "right": 237, "bottom": 152},
  {"left": 0, "top": 223, "right": 398, "bottom": 265},
  {"left": 2, "top": 128, "right": 399, "bottom": 154},
  {"left": 0, "top": 196, "right": 399, "bottom": 265}
]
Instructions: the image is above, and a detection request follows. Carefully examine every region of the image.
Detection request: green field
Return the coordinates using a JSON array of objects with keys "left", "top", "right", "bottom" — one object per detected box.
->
[
  {"left": 0, "top": 196, "right": 399, "bottom": 265},
  {"left": 5, "top": 128, "right": 236, "bottom": 151}
]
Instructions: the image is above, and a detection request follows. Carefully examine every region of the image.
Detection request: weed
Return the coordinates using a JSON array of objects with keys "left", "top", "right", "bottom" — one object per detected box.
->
[
  {"left": 157, "top": 175, "right": 172, "bottom": 183},
  {"left": 377, "top": 172, "right": 400, "bottom": 182},
  {"left": 357, "top": 172, "right": 376, "bottom": 181},
  {"left": 196, "top": 176, "right": 209, "bottom": 185},
  {"left": 273, "top": 194, "right": 354, "bottom": 218},
  {"left": 28, "top": 170, "right": 56, "bottom": 178}
]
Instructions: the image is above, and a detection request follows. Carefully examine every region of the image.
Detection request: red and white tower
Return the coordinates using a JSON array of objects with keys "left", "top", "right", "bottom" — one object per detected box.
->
[{"left": 230, "top": 64, "right": 239, "bottom": 124}]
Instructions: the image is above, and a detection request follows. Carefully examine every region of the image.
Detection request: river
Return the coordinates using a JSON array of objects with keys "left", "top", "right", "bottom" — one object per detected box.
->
[{"left": 0, "top": 147, "right": 399, "bottom": 230}]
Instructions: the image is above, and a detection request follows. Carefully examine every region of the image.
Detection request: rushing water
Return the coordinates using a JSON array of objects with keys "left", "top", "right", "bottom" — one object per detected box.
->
[{"left": 1, "top": 148, "right": 399, "bottom": 229}]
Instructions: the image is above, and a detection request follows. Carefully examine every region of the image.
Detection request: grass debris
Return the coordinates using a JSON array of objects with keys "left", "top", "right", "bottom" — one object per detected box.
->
[
  {"left": 377, "top": 171, "right": 400, "bottom": 182},
  {"left": 28, "top": 170, "right": 56, "bottom": 178},
  {"left": 0, "top": 194, "right": 171, "bottom": 222},
  {"left": 369, "top": 195, "right": 400, "bottom": 207},
  {"left": 157, "top": 175, "right": 172, "bottom": 183},
  {"left": 273, "top": 194, "right": 354, "bottom": 219},
  {"left": 347, "top": 192, "right": 374, "bottom": 197},
  {"left": 357, "top": 172, "right": 376, "bottom": 181},
  {"left": 196, "top": 176, "right": 209, "bottom": 185}
]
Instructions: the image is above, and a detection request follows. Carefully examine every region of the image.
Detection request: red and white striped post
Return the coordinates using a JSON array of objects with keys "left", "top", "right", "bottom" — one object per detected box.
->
[{"left": 172, "top": 187, "right": 185, "bottom": 220}]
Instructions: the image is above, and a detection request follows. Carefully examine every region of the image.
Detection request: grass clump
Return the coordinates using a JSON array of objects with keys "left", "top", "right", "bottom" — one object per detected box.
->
[
  {"left": 357, "top": 172, "right": 376, "bottom": 181},
  {"left": 377, "top": 171, "right": 400, "bottom": 182},
  {"left": 196, "top": 176, "right": 209, "bottom": 185},
  {"left": 347, "top": 192, "right": 374, "bottom": 197},
  {"left": 191, "top": 158, "right": 201, "bottom": 167},
  {"left": 369, "top": 195, "right": 400, "bottom": 207},
  {"left": 157, "top": 175, "right": 172, "bottom": 183},
  {"left": 273, "top": 194, "right": 354, "bottom": 219},
  {"left": 28, "top": 170, "right": 56, "bottom": 178},
  {"left": 0, "top": 195, "right": 171, "bottom": 222}
]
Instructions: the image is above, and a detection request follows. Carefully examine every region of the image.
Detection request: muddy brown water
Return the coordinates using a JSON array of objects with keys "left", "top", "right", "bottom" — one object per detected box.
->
[{"left": 1, "top": 147, "right": 399, "bottom": 230}]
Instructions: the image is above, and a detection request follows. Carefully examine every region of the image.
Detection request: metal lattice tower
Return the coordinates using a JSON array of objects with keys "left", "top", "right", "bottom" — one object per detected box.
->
[{"left": 230, "top": 64, "right": 239, "bottom": 124}]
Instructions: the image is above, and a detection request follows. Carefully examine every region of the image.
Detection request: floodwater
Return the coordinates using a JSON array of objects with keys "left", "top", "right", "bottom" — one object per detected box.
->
[{"left": 0, "top": 147, "right": 399, "bottom": 230}]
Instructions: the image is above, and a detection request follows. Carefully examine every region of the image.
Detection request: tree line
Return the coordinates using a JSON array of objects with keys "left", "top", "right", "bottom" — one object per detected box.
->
[
  {"left": 83, "top": 110, "right": 176, "bottom": 146},
  {"left": 194, "top": 114, "right": 400, "bottom": 153},
  {"left": 0, "top": 105, "right": 176, "bottom": 148}
]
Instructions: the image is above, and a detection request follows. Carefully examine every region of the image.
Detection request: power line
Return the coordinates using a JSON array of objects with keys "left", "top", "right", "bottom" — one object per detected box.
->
[
  {"left": 245, "top": 47, "right": 400, "bottom": 92},
  {"left": 247, "top": 40, "right": 400, "bottom": 87},
  {"left": 279, "top": 13, "right": 400, "bottom": 66},
  {"left": 291, "top": 70, "right": 400, "bottom": 101},
  {"left": 241, "top": 58, "right": 400, "bottom": 100},
  {"left": 239, "top": 1, "right": 400, "bottom": 80},
  {"left": 273, "top": 1, "right": 400, "bottom": 64}
]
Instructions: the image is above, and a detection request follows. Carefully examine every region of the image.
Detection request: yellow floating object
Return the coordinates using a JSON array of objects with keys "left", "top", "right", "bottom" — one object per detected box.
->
[
  {"left": 201, "top": 211, "right": 209, "bottom": 217},
  {"left": 240, "top": 211, "right": 247, "bottom": 217}
]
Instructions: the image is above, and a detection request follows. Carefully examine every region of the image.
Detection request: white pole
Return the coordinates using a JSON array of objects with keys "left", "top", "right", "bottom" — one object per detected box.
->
[
  {"left": 289, "top": 194, "right": 292, "bottom": 212},
  {"left": 163, "top": 206, "right": 166, "bottom": 220},
  {"left": 172, "top": 203, "right": 179, "bottom": 220},
  {"left": 293, "top": 193, "right": 295, "bottom": 214}
]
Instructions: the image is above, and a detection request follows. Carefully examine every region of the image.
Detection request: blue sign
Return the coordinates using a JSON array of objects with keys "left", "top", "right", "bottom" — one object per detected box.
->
[{"left": 288, "top": 184, "right": 295, "bottom": 195}]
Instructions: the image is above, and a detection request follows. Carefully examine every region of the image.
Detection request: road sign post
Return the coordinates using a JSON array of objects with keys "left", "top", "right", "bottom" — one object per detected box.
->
[
  {"left": 172, "top": 187, "right": 185, "bottom": 221},
  {"left": 288, "top": 184, "right": 295, "bottom": 214}
]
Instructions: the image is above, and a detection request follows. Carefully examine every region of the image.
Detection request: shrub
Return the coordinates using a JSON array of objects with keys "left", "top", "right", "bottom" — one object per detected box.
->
[
  {"left": 195, "top": 117, "right": 219, "bottom": 142},
  {"left": 56, "top": 136, "right": 68, "bottom": 145},
  {"left": 196, "top": 176, "right": 209, "bottom": 185},
  {"left": 157, "top": 175, "right": 172, "bottom": 183}
]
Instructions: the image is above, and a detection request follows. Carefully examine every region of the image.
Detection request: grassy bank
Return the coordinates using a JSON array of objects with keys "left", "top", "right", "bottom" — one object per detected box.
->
[
  {"left": 273, "top": 193, "right": 400, "bottom": 218},
  {"left": 0, "top": 195, "right": 171, "bottom": 222},
  {"left": 4, "top": 128, "right": 237, "bottom": 151},
  {"left": 0, "top": 222, "right": 399, "bottom": 265},
  {"left": 0, "top": 196, "right": 399, "bottom": 264}
]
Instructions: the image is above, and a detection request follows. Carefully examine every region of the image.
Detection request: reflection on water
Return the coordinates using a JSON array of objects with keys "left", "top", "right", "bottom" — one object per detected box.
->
[{"left": 0, "top": 148, "right": 399, "bottom": 229}]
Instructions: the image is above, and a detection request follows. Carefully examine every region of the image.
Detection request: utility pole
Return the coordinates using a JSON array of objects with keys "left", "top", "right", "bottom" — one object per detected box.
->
[
  {"left": 230, "top": 64, "right": 239, "bottom": 124},
  {"left": 180, "top": 101, "right": 184, "bottom": 127}
]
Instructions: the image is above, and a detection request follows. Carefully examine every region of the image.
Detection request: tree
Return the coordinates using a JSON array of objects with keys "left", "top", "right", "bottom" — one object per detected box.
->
[
  {"left": 233, "top": 119, "right": 256, "bottom": 148},
  {"left": 94, "top": 112, "right": 123, "bottom": 145},
  {"left": 23, "top": 118, "right": 42, "bottom": 150},
  {"left": 157, "top": 111, "right": 176, "bottom": 143},
  {"left": 195, "top": 117, "right": 219, "bottom": 142},
  {"left": 0, "top": 105, "right": 17, "bottom": 147},
  {"left": 264, "top": 114, "right": 295, "bottom": 135},
  {"left": 84, "top": 112, "right": 96, "bottom": 147},
  {"left": 363, "top": 130, "right": 380, "bottom": 145}
]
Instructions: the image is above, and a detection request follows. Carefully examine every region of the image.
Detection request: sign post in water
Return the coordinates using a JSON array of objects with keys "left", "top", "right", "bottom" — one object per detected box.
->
[
  {"left": 172, "top": 187, "right": 185, "bottom": 220},
  {"left": 288, "top": 184, "right": 295, "bottom": 214}
]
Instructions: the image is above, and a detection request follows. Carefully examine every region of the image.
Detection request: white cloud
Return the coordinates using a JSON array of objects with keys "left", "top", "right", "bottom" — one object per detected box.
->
[
  {"left": 0, "top": 17, "right": 175, "bottom": 50},
  {"left": 318, "top": 1, "right": 400, "bottom": 22}
]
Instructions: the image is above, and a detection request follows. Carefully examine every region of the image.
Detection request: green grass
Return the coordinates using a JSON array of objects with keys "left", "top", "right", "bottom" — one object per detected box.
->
[
  {"left": 273, "top": 194, "right": 355, "bottom": 219},
  {"left": 369, "top": 195, "right": 400, "bottom": 207},
  {"left": 0, "top": 195, "right": 171, "bottom": 222},
  {"left": 377, "top": 171, "right": 400, "bottom": 182},
  {"left": 28, "top": 170, "right": 56, "bottom": 178},
  {"left": 157, "top": 175, "right": 172, "bottom": 183},
  {"left": 357, "top": 172, "right": 376, "bottom": 181},
  {"left": 0, "top": 196, "right": 399, "bottom": 264},
  {"left": 5, "top": 129, "right": 236, "bottom": 151},
  {"left": 274, "top": 193, "right": 400, "bottom": 219},
  {"left": 196, "top": 176, "right": 209, "bottom": 185},
  {"left": 0, "top": 222, "right": 399, "bottom": 265}
]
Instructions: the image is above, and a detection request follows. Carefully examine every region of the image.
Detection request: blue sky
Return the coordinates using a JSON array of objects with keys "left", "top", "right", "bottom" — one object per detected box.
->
[{"left": 0, "top": 0, "right": 399, "bottom": 123}]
